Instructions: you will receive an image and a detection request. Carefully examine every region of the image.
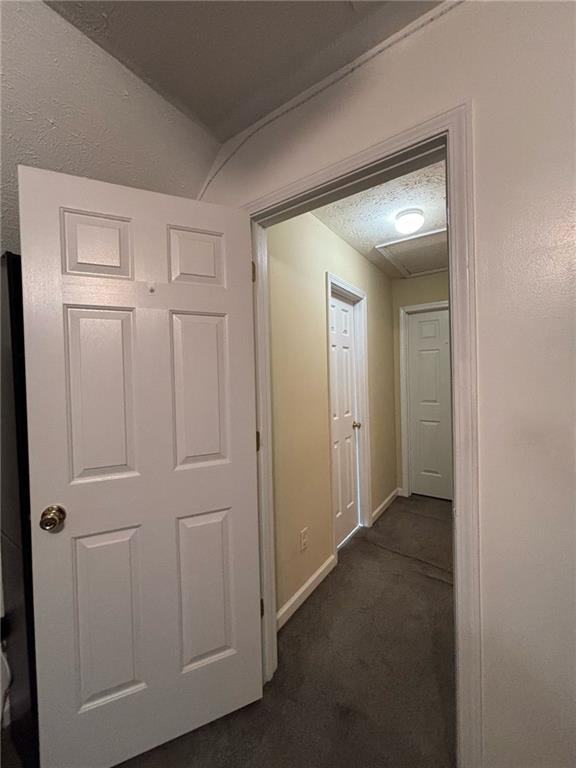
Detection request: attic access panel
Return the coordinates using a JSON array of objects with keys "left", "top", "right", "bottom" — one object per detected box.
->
[{"left": 376, "top": 228, "right": 448, "bottom": 278}]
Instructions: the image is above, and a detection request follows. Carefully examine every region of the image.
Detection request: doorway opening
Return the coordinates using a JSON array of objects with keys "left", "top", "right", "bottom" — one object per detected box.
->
[
  {"left": 260, "top": 139, "right": 455, "bottom": 759},
  {"left": 252, "top": 107, "right": 480, "bottom": 767}
]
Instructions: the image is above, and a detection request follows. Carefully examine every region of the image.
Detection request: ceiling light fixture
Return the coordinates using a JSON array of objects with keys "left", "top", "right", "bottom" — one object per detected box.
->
[{"left": 394, "top": 208, "right": 425, "bottom": 235}]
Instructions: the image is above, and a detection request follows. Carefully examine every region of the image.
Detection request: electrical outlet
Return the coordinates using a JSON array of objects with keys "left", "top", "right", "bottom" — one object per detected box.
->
[{"left": 299, "top": 527, "right": 309, "bottom": 552}]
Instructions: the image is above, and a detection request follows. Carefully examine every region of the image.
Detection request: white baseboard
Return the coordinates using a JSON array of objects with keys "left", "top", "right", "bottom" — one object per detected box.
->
[
  {"left": 276, "top": 554, "right": 337, "bottom": 630},
  {"left": 371, "top": 487, "right": 401, "bottom": 524},
  {"left": 397, "top": 488, "right": 411, "bottom": 498}
]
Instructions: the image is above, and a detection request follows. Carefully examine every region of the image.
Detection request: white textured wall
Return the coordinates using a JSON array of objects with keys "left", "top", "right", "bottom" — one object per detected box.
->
[
  {"left": 206, "top": 3, "right": 576, "bottom": 766},
  {"left": 1, "top": 2, "right": 219, "bottom": 253}
]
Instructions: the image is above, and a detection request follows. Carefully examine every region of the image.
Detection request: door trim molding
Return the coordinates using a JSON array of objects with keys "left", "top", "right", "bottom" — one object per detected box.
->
[
  {"left": 399, "top": 300, "right": 450, "bottom": 497},
  {"left": 251, "top": 104, "right": 482, "bottom": 768},
  {"left": 252, "top": 223, "right": 278, "bottom": 683},
  {"left": 326, "top": 273, "right": 372, "bottom": 533}
]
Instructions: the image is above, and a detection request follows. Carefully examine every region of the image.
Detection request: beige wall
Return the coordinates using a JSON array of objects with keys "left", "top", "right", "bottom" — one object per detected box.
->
[
  {"left": 391, "top": 272, "right": 450, "bottom": 484},
  {"left": 208, "top": 3, "right": 576, "bottom": 764},
  {"left": 268, "top": 213, "right": 395, "bottom": 609}
]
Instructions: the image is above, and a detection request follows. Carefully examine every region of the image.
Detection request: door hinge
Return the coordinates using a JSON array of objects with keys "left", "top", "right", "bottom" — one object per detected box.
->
[
  {"left": 252, "top": 261, "right": 256, "bottom": 282},
  {"left": 256, "top": 430, "right": 261, "bottom": 452},
  {"left": 260, "top": 598, "right": 265, "bottom": 617}
]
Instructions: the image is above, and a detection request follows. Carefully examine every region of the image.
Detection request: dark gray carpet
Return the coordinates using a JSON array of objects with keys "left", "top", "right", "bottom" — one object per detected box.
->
[{"left": 2, "top": 495, "right": 455, "bottom": 768}]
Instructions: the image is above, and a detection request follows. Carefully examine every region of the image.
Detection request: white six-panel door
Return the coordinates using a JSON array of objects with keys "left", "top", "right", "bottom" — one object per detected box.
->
[
  {"left": 407, "top": 307, "right": 453, "bottom": 500},
  {"left": 329, "top": 294, "right": 360, "bottom": 546},
  {"left": 18, "top": 167, "right": 262, "bottom": 768}
]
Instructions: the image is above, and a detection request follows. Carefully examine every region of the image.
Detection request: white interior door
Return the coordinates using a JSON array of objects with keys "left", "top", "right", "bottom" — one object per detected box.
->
[
  {"left": 407, "top": 307, "right": 453, "bottom": 499},
  {"left": 329, "top": 293, "right": 360, "bottom": 546},
  {"left": 18, "top": 166, "right": 262, "bottom": 768}
]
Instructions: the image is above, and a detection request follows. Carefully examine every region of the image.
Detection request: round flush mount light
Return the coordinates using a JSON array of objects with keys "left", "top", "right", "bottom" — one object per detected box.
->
[{"left": 394, "top": 208, "right": 425, "bottom": 235}]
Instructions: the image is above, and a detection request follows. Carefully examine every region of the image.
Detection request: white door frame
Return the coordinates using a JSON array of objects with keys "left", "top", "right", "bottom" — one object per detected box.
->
[
  {"left": 250, "top": 104, "right": 481, "bottom": 768},
  {"left": 326, "top": 273, "right": 372, "bottom": 541},
  {"left": 399, "top": 300, "right": 450, "bottom": 497}
]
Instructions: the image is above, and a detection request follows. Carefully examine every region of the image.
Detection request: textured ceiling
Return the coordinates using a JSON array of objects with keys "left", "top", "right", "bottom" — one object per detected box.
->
[
  {"left": 48, "top": 1, "right": 438, "bottom": 141},
  {"left": 313, "top": 160, "right": 447, "bottom": 277}
]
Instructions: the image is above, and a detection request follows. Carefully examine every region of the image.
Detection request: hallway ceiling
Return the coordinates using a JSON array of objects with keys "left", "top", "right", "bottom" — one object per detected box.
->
[
  {"left": 47, "top": 1, "right": 438, "bottom": 141},
  {"left": 313, "top": 160, "right": 448, "bottom": 278}
]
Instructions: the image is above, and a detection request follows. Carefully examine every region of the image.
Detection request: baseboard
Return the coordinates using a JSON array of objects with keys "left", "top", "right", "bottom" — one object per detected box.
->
[
  {"left": 276, "top": 554, "right": 337, "bottom": 630},
  {"left": 371, "top": 487, "right": 401, "bottom": 524},
  {"left": 397, "top": 488, "right": 411, "bottom": 498}
]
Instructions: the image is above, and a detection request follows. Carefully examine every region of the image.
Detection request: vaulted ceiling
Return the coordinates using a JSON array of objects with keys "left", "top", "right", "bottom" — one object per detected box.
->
[{"left": 48, "top": 1, "right": 438, "bottom": 141}]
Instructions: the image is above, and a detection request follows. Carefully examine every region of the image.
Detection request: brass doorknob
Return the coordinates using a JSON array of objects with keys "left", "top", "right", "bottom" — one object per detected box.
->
[
  {"left": 353, "top": 421, "right": 361, "bottom": 429},
  {"left": 39, "top": 505, "right": 67, "bottom": 532}
]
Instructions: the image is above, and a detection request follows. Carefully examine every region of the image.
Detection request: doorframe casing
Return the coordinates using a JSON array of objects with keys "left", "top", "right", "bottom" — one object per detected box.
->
[
  {"left": 250, "top": 104, "right": 482, "bottom": 768},
  {"left": 399, "top": 300, "right": 450, "bottom": 497},
  {"left": 326, "top": 273, "right": 372, "bottom": 540}
]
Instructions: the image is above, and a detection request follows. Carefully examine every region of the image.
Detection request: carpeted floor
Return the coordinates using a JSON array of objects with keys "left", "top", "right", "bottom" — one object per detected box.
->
[{"left": 2, "top": 494, "right": 455, "bottom": 768}]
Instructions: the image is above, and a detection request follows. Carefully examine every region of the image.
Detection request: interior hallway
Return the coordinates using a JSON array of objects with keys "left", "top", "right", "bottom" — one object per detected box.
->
[{"left": 2, "top": 495, "right": 455, "bottom": 768}]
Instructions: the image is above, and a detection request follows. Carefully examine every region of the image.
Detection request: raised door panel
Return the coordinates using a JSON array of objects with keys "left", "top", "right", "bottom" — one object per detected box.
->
[
  {"left": 171, "top": 313, "right": 228, "bottom": 468},
  {"left": 340, "top": 345, "right": 353, "bottom": 418},
  {"left": 330, "top": 344, "right": 339, "bottom": 422},
  {"left": 62, "top": 210, "right": 132, "bottom": 278},
  {"left": 178, "top": 510, "right": 234, "bottom": 671},
  {"left": 340, "top": 307, "right": 351, "bottom": 336},
  {"left": 416, "top": 349, "right": 441, "bottom": 405},
  {"left": 169, "top": 227, "right": 225, "bottom": 286},
  {"left": 418, "top": 318, "right": 439, "bottom": 340},
  {"left": 344, "top": 435, "right": 354, "bottom": 511},
  {"left": 416, "top": 419, "right": 442, "bottom": 478},
  {"left": 74, "top": 528, "right": 145, "bottom": 711},
  {"left": 66, "top": 307, "right": 136, "bottom": 482},
  {"left": 332, "top": 440, "right": 342, "bottom": 522},
  {"left": 329, "top": 300, "right": 337, "bottom": 335}
]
